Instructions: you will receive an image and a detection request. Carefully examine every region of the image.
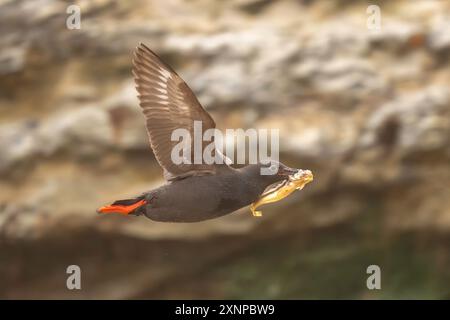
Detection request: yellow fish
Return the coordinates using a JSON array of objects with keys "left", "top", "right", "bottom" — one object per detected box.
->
[{"left": 250, "top": 169, "right": 314, "bottom": 217}]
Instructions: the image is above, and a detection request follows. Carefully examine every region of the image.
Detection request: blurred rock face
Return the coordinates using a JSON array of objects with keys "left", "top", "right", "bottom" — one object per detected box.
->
[{"left": 0, "top": 0, "right": 449, "bottom": 299}]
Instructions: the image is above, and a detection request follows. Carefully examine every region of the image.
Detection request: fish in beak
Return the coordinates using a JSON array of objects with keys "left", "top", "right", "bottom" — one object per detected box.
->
[{"left": 251, "top": 169, "right": 314, "bottom": 217}]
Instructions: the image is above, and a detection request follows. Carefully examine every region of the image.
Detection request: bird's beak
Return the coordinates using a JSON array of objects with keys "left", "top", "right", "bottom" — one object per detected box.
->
[{"left": 278, "top": 166, "right": 299, "bottom": 177}]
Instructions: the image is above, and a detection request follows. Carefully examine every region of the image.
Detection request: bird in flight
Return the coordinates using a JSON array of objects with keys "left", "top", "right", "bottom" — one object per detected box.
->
[{"left": 97, "top": 43, "right": 313, "bottom": 222}]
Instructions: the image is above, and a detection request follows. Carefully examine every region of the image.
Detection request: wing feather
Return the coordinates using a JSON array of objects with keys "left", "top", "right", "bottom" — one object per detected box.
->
[{"left": 133, "top": 43, "right": 218, "bottom": 181}]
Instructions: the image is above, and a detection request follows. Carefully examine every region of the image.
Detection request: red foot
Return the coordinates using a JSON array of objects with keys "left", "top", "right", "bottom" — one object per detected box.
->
[{"left": 97, "top": 199, "right": 147, "bottom": 215}]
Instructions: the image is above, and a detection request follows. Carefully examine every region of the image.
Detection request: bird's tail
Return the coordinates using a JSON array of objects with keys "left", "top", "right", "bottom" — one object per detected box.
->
[{"left": 97, "top": 195, "right": 147, "bottom": 216}]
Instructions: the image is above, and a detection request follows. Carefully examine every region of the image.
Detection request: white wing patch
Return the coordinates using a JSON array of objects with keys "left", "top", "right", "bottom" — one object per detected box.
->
[
  {"left": 159, "top": 67, "right": 172, "bottom": 81},
  {"left": 156, "top": 87, "right": 168, "bottom": 94},
  {"left": 156, "top": 94, "right": 168, "bottom": 100},
  {"left": 158, "top": 75, "right": 169, "bottom": 83}
]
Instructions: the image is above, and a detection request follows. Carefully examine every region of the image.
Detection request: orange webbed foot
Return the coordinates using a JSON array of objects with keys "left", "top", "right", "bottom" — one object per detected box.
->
[{"left": 97, "top": 199, "right": 147, "bottom": 215}]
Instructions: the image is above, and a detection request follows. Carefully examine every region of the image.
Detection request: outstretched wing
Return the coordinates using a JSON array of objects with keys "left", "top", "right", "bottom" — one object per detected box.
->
[{"left": 133, "top": 43, "right": 218, "bottom": 181}]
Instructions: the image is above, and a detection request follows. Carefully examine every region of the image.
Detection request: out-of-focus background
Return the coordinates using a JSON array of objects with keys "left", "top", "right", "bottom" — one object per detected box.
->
[{"left": 1, "top": 0, "right": 449, "bottom": 299}]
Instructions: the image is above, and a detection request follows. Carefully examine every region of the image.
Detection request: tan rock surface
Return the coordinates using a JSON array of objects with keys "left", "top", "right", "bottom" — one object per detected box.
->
[{"left": 1, "top": 0, "right": 449, "bottom": 299}]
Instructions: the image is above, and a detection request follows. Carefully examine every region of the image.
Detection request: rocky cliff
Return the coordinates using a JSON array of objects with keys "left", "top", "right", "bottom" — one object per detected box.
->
[{"left": 1, "top": 0, "right": 449, "bottom": 299}]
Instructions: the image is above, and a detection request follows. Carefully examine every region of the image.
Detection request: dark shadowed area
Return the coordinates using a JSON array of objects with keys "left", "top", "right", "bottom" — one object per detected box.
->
[{"left": 0, "top": 0, "right": 449, "bottom": 299}]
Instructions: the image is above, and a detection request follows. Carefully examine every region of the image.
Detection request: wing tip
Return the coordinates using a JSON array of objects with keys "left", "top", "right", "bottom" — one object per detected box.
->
[
  {"left": 132, "top": 42, "right": 158, "bottom": 70},
  {"left": 135, "top": 42, "right": 153, "bottom": 55}
]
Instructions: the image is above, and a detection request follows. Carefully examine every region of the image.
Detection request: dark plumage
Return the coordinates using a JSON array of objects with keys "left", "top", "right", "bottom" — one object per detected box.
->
[{"left": 97, "top": 43, "right": 299, "bottom": 222}]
